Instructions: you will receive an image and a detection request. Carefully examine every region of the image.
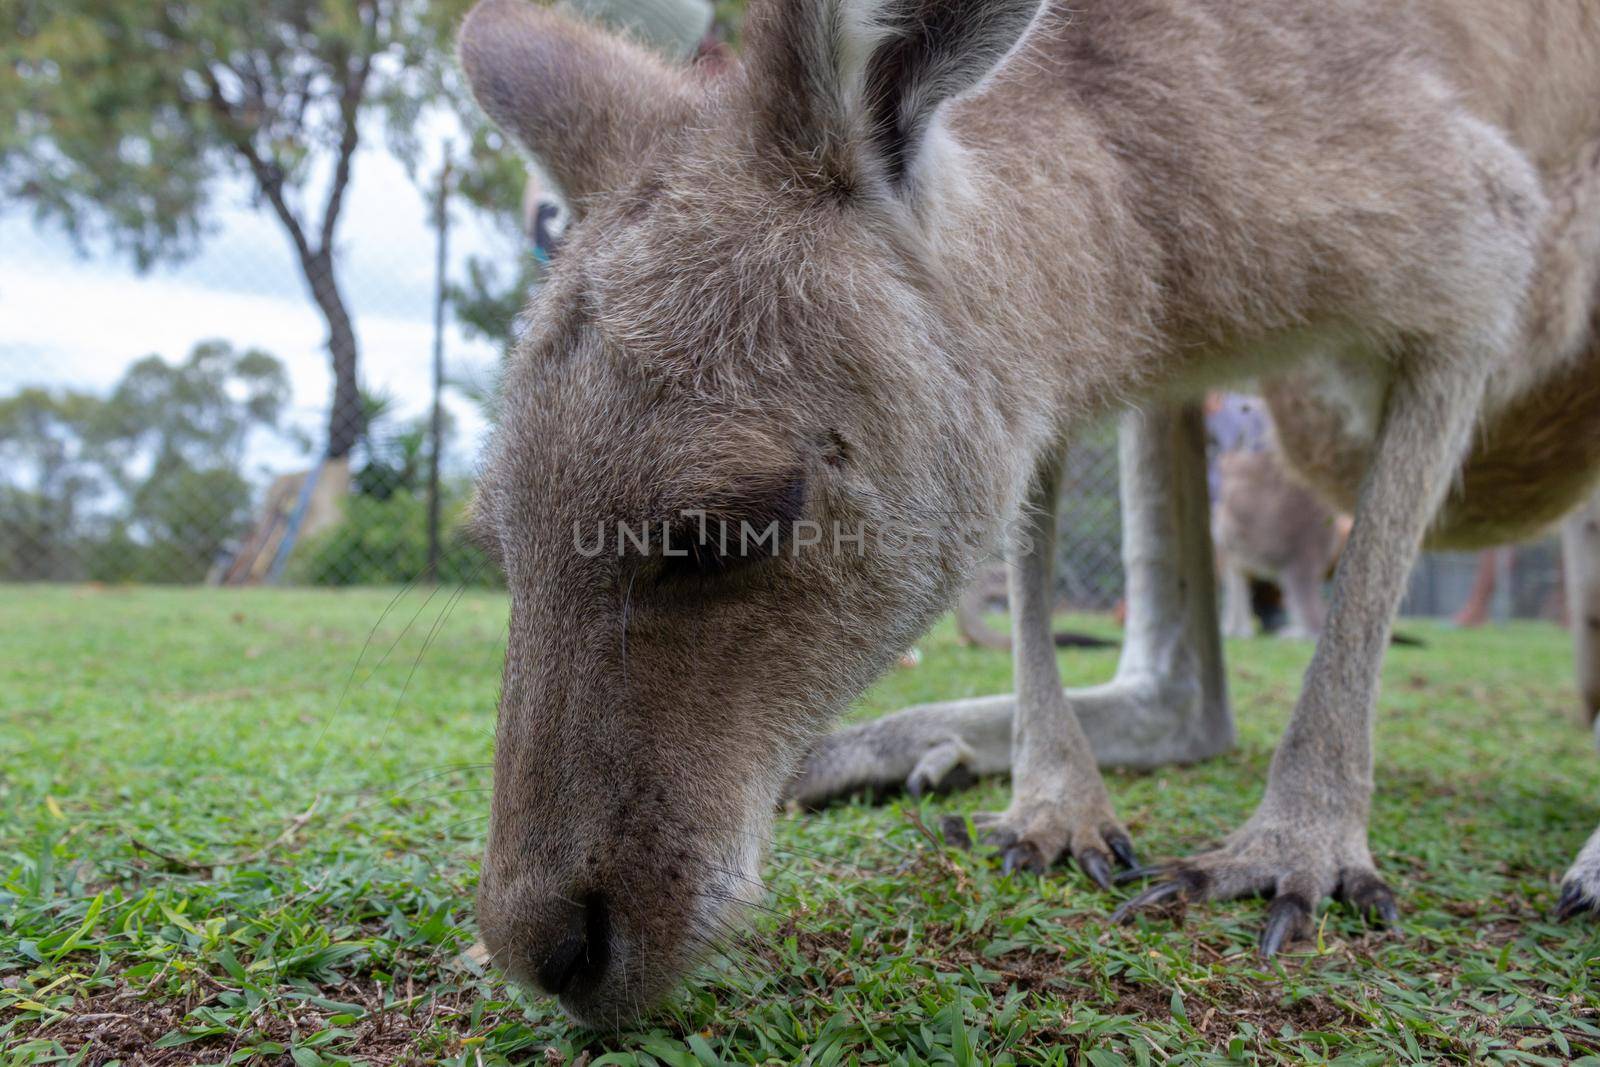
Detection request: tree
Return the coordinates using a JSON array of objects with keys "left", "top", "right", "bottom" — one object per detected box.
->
[
  {"left": 95, "top": 339, "right": 290, "bottom": 491},
  {"left": 1, "top": 0, "right": 471, "bottom": 458},
  {"left": 0, "top": 340, "right": 292, "bottom": 581},
  {"left": 97, "top": 342, "right": 290, "bottom": 580},
  {"left": 0, "top": 387, "right": 107, "bottom": 578}
]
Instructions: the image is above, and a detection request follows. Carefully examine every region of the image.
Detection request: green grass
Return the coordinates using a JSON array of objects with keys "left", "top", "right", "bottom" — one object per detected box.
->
[{"left": 4, "top": 585, "right": 1600, "bottom": 1064}]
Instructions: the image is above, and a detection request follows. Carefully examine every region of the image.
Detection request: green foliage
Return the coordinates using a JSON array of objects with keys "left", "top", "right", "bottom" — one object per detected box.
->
[
  {"left": 350, "top": 387, "right": 458, "bottom": 500},
  {"left": 0, "top": 387, "right": 108, "bottom": 579},
  {"left": 445, "top": 127, "right": 545, "bottom": 416},
  {"left": 712, "top": 0, "right": 748, "bottom": 43},
  {"left": 449, "top": 252, "right": 543, "bottom": 351},
  {"left": 1, "top": 0, "right": 477, "bottom": 456},
  {"left": 1, "top": 0, "right": 472, "bottom": 265},
  {"left": 104, "top": 340, "right": 290, "bottom": 478},
  {"left": 0, "top": 341, "right": 292, "bottom": 581},
  {"left": 452, "top": 126, "right": 536, "bottom": 239},
  {"left": 4, "top": 590, "right": 1600, "bottom": 1062},
  {"left": 121, "top": 467, "right": 259, "bottom": 582},
  {"left": 292, "top": 488, "right": 500, "bottom": 586}
]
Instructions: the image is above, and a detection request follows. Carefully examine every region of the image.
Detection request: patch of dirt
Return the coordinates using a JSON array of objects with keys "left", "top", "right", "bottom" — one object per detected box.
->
[
  {"left": 9, "top": 966, "right": 516, "bottom": 1066},
  {"left": 1193, "top": 980, "right": 1354, "bottom": 1036}
]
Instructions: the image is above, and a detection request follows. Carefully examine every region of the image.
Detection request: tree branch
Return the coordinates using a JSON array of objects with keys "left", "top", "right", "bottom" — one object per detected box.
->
[
  {"left": 197, "top": 64, "right": 316, "bottom": 270},
  {"left": 317, "top": 3, "right": 378, "bottom": 255}
]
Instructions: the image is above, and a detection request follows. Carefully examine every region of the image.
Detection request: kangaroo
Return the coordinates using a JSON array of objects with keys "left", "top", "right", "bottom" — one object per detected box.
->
[
  {"left": 458, "top": 0, "right": 1600, "bottom": 1026},
  {"left": 1210, "top": 399, "right": 1342, "bottom": 641}
]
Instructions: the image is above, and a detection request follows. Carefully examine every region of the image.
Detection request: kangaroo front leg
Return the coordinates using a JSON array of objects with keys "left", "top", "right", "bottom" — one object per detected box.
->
[
  {"left": 1219, "top": 558, "right": 1256, "bottom": 639},
  {"left": 785, "top": 404, "right": 1232, "bottom": 805},
  {"left": 1117, "top": 348, "right": 1493, "bottom": 954},
  {"left": 1278, "top": 555, "right": 1328, "bottom": 640},
  {"left": 942, "top": 445, "right": 1138, "bottom": 887}
]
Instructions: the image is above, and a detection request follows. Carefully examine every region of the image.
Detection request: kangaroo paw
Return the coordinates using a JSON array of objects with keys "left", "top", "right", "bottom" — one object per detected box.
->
[
  {"left": 905, "top": 740, "right": 980, "bottom": 799},
  {"left": 783, "top": 698, "right": 1012, "bottom": 808},
  {"left": 1556, "top": 837, "right": 1600, "bottom": 920},
  {"left": 1555, "top": 881, "right": 1600, "bottom": 920},
  {"left": 940, "top": 806, "right": 1137, "bottom": 891},
  {"left": 1110, "top": 821, "right": 1397, "bottom": 956}
]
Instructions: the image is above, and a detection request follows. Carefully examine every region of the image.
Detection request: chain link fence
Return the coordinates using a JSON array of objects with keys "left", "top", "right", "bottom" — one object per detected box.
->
[
  {"left": 0, "top": 353, "right": 1123, "bottom": 600},
  {"left": 1053, "top": 418, "right": 1568, "bottom": 623},
  {"left": 1403, "top": 542, "right": 1566, "bottom": 625},
  {"left": 0, "top": 208, "right": 1567, "bottom": 622},
  {"left": 1056, "top": 422, "right": 1124, "bottom": 610},
  {"left": 0, "top": 149, "right": 512, "bottom": 590},
  {"left": 0, "top": 390, "right": 501, "bottom": 589}
]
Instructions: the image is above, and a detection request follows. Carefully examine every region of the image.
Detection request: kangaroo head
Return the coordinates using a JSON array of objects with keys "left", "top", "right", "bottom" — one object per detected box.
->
[{"left": 460, "top": 0, "right": 1045, "bottom": 1025}]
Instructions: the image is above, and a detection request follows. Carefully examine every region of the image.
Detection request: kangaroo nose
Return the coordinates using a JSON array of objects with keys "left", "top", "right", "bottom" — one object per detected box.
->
[{"left": 534, "top": 893, "right": 610, "bottom": 996}]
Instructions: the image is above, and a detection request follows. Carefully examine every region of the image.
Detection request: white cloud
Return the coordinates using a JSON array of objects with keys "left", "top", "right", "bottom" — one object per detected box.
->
[{"left": 0, "top": 131, "right": 524, "bottom": 479}]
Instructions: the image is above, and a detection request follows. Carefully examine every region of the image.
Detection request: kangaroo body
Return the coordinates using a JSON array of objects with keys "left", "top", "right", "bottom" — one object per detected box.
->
[
  {"left": 1215, "top": 448, "right": 1341, "bottom": 641},
  {"left": 459, "top": 0, "right": 1600, "bottom": 1024}
]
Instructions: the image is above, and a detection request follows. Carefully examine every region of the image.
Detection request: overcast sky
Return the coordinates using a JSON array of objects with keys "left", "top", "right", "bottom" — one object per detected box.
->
[{"left": 0, "top": 129, "right": 521, "bottom": 480}]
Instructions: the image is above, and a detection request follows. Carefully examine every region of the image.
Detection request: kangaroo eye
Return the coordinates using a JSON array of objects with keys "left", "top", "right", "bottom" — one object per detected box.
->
[
  {"left": 655, "top": 519, "right": 775, "bottom": 582},
  {"left": 653, "top": 472, "right": 808, "bottom": 583}
]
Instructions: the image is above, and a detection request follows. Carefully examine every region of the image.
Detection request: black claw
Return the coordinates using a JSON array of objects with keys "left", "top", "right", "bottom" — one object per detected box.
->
[
  {"left": 1114, "top": 863, "right": 1170, "bottom": 886},
  {"left": 1001, "top": 842, "right": 1045, "bottom": 876},
  {"left": 908, "top": 765, "right": 976, "bottom": 801},
  {"left": 1555, "top": 882, "right": 1596, "bottom": 921},
  {"left": 1106, "top": 832, "right": 1138, "bottom": 870},
  {"left": 1110, "top": 879, "right": 1186, "bottom": 924},
  {"left": 940, "top": 764, "right": 978, "bottom": 795},
  {"left": 1079, "top": 848, "right": 1113, "bottom": 891},
  {"left": 1336, "top": 869, "right": 1401, "bottom": 929},
  {"left": 982, "top": 826, "right": 1019, "bottom": 851},
  {"left": 940, "top": 814, "right": 973, "bottom": 849},
  {"left": 1259, "top": 893, "right": 1312, "bottom": 958}
]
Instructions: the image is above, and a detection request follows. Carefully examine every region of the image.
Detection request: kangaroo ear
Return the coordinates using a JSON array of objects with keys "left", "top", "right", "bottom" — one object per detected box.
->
[
  {"left": 458, "top": 0, "right": 699, "bottom": 214},
  {"left": 744, "top": 0, "right": 1046, "bottom": 195}
]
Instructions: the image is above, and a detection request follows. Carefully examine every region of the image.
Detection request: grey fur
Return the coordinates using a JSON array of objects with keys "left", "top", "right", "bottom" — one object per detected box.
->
[
  {"left": 788, "top": 404, "right": 1232, "bottom": 805},
  {"left": 458, "top": 0, "right": 1600, "bottom": 1023}
]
